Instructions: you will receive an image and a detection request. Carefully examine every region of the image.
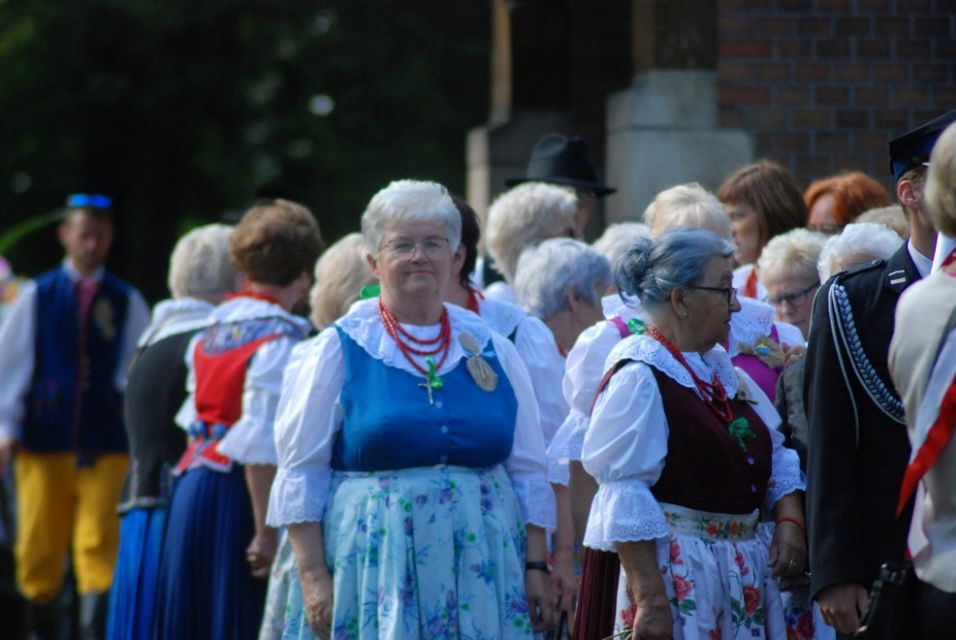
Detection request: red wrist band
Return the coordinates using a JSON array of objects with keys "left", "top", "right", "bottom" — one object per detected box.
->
[{"left": 776, "top": 516, "right": 806, "bottom": 536}]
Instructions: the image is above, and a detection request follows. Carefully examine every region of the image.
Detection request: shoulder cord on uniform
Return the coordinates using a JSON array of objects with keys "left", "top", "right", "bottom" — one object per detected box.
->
[{"left": 830, "top": 282, "right": 906, "bottom": 428}]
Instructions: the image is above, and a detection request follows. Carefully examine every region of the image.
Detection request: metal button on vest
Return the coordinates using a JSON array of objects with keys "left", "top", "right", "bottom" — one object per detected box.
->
[
  {"left": 750, "top": 484, "right": 757, "bottom": 493},
  {"left": 439, "top": 454, "right": 448, "bottom": 463},
  {"left": 434, "top": 400, "right": 443, "bottom": 408},
  {"left": 440, "top": 425, "right": 449, "bottom": 434},
  {"left": 746, "top": 456, "right": 755, "bottom": 465}
]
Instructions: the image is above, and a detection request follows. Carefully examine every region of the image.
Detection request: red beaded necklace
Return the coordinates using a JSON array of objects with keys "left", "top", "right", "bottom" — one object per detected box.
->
[
  {"left": 378, "top": 299, "right": 452, "bottom": 374},
  {"left": 646, "top": 325, "right": 734, "bottom": 424}
]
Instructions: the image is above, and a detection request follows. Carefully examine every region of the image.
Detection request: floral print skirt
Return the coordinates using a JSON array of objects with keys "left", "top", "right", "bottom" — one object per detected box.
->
[
  {"left": 265, "top": 465, "right": 533, "bottom": 639},
  {"left": 614, "top": 504, "right": 788, "bottom": 640}
]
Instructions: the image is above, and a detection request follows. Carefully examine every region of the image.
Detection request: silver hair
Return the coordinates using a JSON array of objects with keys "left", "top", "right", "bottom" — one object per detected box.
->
[
  {"left": 592, "top": 222, "right": 651, "bottom": 272},
  {"left": 757, "top": 228, "right": 828, "bottom": 286},
  {"left": 514, "top": 238, "right": 611, "bottom": 321},
  {"left": 485, "top": 182, "right": 578, "bottom": 283},
  {"left": 167, "top": 223, "right": 237, "bottom": 299},
  {"left": 817, "top": 222, "right": 903, "bottom": 282},
  {"left": 361, "top": 180, "right": 461, "bottom": 257},
  {"left": 616, "top": 227, "right": 735, "bottom": 311},
  {"left": 644, "top": 182, "right": 732, "bottom": 241}
]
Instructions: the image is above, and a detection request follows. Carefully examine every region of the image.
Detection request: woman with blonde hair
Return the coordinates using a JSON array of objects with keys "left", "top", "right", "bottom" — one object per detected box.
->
[{"left": 307, "top": 232, "right": 376, "bottom": 329}]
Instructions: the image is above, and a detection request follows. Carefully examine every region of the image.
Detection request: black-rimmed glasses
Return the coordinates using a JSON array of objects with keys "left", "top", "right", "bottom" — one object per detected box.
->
[
  {"left": 767, "top": 282, "right": 818, "bottom": 308},
  {"left": 686, "top": 285, "right": 738, "bottom": 306}
]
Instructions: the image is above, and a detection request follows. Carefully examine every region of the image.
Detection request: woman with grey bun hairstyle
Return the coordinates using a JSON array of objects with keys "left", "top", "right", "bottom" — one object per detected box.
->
[{"left": 582, "top": 228, "right": 805, "bottom": 640}]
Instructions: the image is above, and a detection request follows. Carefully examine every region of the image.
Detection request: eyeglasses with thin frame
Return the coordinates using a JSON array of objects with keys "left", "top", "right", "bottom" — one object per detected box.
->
[
  {"left": 686, "top": 285, "right": 738, "bottom": 307},
  {"left": 767, "top": 282, "right": 818, "bottom": 308},
  {"left": 382, "top": 237, "right": 450, "bottom": 259}
]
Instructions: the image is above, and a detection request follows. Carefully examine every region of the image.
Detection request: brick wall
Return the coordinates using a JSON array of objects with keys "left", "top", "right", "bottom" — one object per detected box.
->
[{"left": 717, "top": 0, "right": 956, "bottom": 190}]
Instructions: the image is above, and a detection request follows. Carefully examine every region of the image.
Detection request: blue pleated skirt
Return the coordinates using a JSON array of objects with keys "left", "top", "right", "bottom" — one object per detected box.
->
[
  {"left": 154, "top": 465, "right": 266, "bottom": 640},
  {"left": 107, "top": 506, "right": 167, "bottom": 640}
]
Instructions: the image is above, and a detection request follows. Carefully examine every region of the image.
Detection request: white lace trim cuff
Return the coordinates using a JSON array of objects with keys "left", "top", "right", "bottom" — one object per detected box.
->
[
  {"left": 216, "top": 416, "right": 278, "bottom": 466},
  {"left": 509, "top": 470, "right": 557, "bottom": 530},
  {"left": 547, "top": 459, "right": 569, "bottom": 486},
  {"left": 548, "top": 411, "right": 587, "bottom": 463},
  {"left": 266, "top": 466, "right": 331, "bottom": 527},
  {"left": 766, "top": 447, "right": 806, "bottom": 506},
  {"left": 583, "top": 480, "right": 669, "bottom": 551}
]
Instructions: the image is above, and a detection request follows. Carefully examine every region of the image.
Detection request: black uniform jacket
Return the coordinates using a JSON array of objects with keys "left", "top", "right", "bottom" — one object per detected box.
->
[{"left": 803, "top": 244, "right": 920, "bottom": 601}]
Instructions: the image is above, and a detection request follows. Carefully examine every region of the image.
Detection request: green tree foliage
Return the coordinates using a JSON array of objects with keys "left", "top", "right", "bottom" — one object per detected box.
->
[{"left": 0, "top": 1, "right": 489, "bottom": 300}]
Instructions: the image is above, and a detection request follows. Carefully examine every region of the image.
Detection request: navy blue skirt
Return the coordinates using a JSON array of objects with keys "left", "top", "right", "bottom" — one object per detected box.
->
[
  {"left": 107, "top": 506, "right": 168, "bottom": 640},
  {"left": 154, "top": 466, "right": 266, "bottom": 640}
]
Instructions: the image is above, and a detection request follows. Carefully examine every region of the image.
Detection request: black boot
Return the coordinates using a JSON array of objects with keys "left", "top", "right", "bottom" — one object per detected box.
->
[
  {"left": 28, "top": 597, "right": 70, "bottom": 640},
  {"left": 77, "top": 591, "right": 109, "bottom": 640}
]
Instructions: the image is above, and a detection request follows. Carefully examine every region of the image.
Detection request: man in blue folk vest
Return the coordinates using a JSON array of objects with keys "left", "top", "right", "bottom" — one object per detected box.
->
[{"left": 0, "top": 194, "right": 149, "bottom": 639}]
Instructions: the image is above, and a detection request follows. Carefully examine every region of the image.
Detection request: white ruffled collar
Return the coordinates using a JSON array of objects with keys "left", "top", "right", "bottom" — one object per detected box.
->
[
  {"left": 476, "top": 296, "right": 523, "bottom": 337},
  {"left": 337, "top": 298, "right": 493, "bottom": 377},
  {"left": 602, "top": 292, "right": 645, "bottom": 322},
  {"left": 727, "top": 297, "right": 776, "bottom": 356},
  {"left": 210, "top": 296, "right": 312, "bottom": 334},
  {"left": 138, "top": 298, "right": 215, "bottom": 347},
  {"left": 605, "top": 333, "right": 739, "bottom": 398}
]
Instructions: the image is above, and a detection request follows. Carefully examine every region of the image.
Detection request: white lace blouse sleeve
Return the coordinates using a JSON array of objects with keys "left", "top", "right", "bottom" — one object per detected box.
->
[
  {"left": 0, "top": 282, "right": 37, "bottom": 440},
  {"left": 266, "top": 328, "right": 345, "bottom": 527},
  {"left": 736, "top": 367, "right": 806, "bottom": 508},
  {"left": 217, "top": 334, "right": 299, "bottom": 465},
  {"left": 514, "top": 315, "right": 570, "bottom": 485},
  {"left": 493, "top": 333, "right": 557, "bottom": 530},
  {"left": 582, "top": 361, "right": 670, "bottom": 550},
  {"left": 548, "top": 321, "right": 621, "bottom": 465}
]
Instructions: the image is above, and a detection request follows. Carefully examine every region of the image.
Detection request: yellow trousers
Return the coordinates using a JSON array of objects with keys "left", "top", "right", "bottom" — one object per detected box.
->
[{"left": 14, "top": 452, "right": 128, "bottom": 602}]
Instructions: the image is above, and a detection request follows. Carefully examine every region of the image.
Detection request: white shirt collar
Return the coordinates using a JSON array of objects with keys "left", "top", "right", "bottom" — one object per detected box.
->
[
  {"left": 907, "top": 240, "right": 933, "bottom": 279},
  {"left": 62, "top": 258, "right": 105, "bottom": 283},
  {"left": 931, "top": 234, "right": 956, "bottom": 273}
]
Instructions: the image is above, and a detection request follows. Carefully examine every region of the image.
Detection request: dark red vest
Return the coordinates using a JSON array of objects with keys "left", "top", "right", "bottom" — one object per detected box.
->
[{"left": 649, "top": 367, "right": 772, "bottom": 514}]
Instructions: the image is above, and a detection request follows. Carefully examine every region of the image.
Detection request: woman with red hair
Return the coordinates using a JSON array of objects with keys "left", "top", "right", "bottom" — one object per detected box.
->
[{"left": 804, "top": 171, "right": 892, "bottom": 235}]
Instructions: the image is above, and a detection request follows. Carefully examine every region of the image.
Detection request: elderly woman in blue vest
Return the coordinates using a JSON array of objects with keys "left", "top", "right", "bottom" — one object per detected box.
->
[
  {"left": 154, "top": 200, "right": 323, "bottom": 639},
  {"left": 582, "top": 229, "right": 806, "bottom": 640},
  {"left": 266, "top": 180, "right": 557, "bottom": 638}
]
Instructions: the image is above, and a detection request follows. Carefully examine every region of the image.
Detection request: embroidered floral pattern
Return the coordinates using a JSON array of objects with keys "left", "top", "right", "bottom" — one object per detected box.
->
[
  {"left": 664, "top": 509, "right": 756, "bottom": 541},
  {"left": 268, "top": 466, "right": 533, "bottom": 639}
]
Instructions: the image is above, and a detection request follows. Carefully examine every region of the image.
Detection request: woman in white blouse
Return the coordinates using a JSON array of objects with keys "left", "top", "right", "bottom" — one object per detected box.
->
[
  {"left": 582, "top": 228, "right": 806, "bottom": 640},
  {"left": 265, "top": 180, "right": 556, "bottom": 638},
  {"left": 154, "top": 200, "right": 323, "bottom": 639}
]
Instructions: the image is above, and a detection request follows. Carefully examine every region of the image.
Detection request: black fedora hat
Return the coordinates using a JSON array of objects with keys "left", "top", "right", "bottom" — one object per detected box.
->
[{"left": 506, "top": 134, "right": 616, "bottom": 196}]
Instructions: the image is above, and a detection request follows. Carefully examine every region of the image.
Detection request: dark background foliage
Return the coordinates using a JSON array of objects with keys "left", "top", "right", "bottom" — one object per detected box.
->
[{"left": 0, "top": 1, "right": 490, "bottom": 302}]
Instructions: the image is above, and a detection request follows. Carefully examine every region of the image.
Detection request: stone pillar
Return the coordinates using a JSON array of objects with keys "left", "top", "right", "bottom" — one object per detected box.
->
[
  {"left": 603, "top": 0, "right": 753, "bottom": 223},
  {"left": 604, "top": 70, "right": 753, "bottom": 222}
]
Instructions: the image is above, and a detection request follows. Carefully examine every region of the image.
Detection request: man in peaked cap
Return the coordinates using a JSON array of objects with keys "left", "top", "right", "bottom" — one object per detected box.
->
[
  {"left": 803, "top": 109, "right": 956, "bottom": 637},
  {"left": 507, "top": 133, "right": 616, "bottom": 232},
  {"left": 0, "top": 194, "right": 149, "bottom": 639}
]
